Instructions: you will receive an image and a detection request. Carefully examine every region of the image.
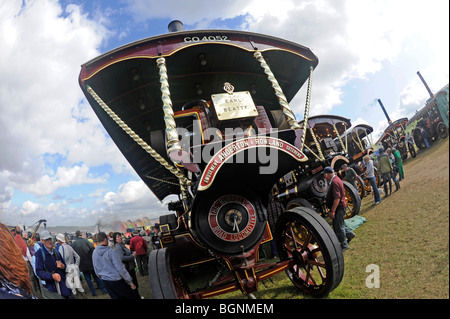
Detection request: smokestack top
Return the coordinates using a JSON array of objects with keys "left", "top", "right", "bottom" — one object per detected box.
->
[
  {"left": 168, "top": 20, "right": 184, "bottom": 32},
  {"left": 377, "top": 99, "right": 392, "bottom": 124},
  {"left": 417, "top": 71, "right": 434, "bottom": 98}
]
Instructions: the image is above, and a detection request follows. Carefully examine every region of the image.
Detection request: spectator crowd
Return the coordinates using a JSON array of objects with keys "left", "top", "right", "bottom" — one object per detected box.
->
[{"left": 0, "top": 223, "right": 161, "bottom": 299}]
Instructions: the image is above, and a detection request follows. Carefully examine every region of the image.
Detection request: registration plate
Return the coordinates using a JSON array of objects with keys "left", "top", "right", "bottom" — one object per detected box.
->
[{"left": 211, "top": 91, "right": 258, "bottom": 121}]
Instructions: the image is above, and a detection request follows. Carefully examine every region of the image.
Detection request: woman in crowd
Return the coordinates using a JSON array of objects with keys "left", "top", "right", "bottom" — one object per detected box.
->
[{"left": 0, "top": 222, "right": 36, "bottom": 299}]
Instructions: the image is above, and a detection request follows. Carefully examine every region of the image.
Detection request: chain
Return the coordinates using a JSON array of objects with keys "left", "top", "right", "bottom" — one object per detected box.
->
[{"left": 144, "top": 174, "right": 180, "bottom": 186}]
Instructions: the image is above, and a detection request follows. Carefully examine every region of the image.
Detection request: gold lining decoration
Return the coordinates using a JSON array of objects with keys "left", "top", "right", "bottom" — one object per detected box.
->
[{"left": 81, "top": 41, "right": 315, "bottom": 82}]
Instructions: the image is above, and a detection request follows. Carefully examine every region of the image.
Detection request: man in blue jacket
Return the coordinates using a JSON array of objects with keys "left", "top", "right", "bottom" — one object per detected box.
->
[
  {"left": 92, "top": 232, "right": 140, "bottom": 299},
  {"left": 35, "top": 230, "right": 73, "bottom": 299}
]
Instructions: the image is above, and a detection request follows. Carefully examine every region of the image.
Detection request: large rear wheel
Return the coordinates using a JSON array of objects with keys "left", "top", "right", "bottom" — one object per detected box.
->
[
  {"left": 286, "top": 198, "right": 314, "bottom": 210},
  {"left": 275, "top": 207, "right": 344, "bottom": 297}
]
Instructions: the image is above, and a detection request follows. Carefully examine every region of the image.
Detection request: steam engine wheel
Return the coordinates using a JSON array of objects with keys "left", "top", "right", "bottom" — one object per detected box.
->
[
  {"left": 148, "top": 248, "right": 189, "bottom": 299},
  {"left": 275, "top": 207, "right": 344, "bottom": 297},
  {"left": 343, "top": 180, "right": 361, "bottom": 219}
]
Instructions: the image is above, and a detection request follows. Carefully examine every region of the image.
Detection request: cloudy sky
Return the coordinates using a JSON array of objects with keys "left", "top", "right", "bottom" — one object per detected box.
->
[{"left": 1, "top": 0, "right": 448, "bottom": 227}]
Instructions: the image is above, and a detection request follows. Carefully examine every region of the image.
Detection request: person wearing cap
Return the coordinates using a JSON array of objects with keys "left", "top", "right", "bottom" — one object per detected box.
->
[
  {"left": 35, "top": 230, "right": 73, "bottom": 298},
  {"left": 55, "top": 234, "right": 85, "bottom": 297},
  {"left": 129, "top": 229, "right": 148, "bottom": 276},
  {"left": 323, "top": 166, "right": 355, "bottom": 251},
  {"left": 92, "top": 232, "right": 140, "bottom": 299}
]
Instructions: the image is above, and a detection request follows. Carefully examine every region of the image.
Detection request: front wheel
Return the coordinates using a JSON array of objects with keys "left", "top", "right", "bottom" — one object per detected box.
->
[
  {"left": 408, "top": 142, "right": 416, "bottom": 158},
  {"left": 437, "top": 122, "right": 448, "bottom": 140},
  {"left": 355, "top": 175, "right": 366, "bottom": 199},
  {"left": 275, "top": 207, "right": 345, "bottom": 297},
  {"left": 343, "top": 180, "right": 361, "bottom": 219}
]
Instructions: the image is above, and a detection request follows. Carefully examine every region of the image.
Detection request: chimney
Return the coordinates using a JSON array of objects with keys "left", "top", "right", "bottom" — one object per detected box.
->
[
  {"left": 377, "top": 99, "right": 392, "bottom": 125},
  {"left": 168, "top": 20, "right": 184, "bottom": 32},
  {"left": 417, "top": 71, "right": 434, "bottom": 98}
]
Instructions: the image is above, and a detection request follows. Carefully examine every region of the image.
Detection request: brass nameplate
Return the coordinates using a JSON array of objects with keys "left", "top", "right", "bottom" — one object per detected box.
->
[{"left": 211, "top": 91, "right": 258, "bottom": 121}]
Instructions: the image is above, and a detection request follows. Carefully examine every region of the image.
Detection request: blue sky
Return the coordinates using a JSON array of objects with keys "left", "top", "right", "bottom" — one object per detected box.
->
[{"left": 0, "top": 0, "right": 448, "bottom": 228}]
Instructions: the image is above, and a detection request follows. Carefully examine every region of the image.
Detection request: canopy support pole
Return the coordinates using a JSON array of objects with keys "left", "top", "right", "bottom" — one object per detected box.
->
[
  {"left": 254, "top": 51, "right": 301, "bottom": 130},
  {"left": 309, "top": 128, "right": 325, "bottom": 161},
  {"left": 300, "top": 66, "right": 314, "bottom": 152},
  {"left": 156, "top": 57, "right": 183, "bottom": 160},
  {"left": 333, "top": 123, "right": 347, "bottom": 154}
]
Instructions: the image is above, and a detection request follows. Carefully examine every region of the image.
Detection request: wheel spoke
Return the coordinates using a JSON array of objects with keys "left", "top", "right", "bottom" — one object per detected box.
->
[
  {"left": 289, "top": 226, "right": 300, "bottom": 250},
  {"left": 275, "top": 208, "right": 345, "bottom": 297}
]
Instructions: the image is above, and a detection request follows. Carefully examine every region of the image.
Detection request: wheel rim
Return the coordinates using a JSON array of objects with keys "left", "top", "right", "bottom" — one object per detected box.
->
[
  {"left": 356, "top": 175, "right": 366, "bottom": 198},
  {"left": 282, "top": 221, "right": 329, "bottom": 292},
  {"left": 357, "top": 182, "right": 364, "bottom": 198},
  {"left": 437, "top": 123, "right": 448, "bottom": 139},
  {"left": 408, "top": 143, "right": 416, "bottom": 158},
  {"left": 276, "top": 208, "right": 344, "bottom": 297},
  {"left": 286, "top": 198, "right": 314, "bottom": 211},
  {"left": 344, "top": 192, "right": 355, "bottom": 218},
  {"left": 343, "top": 185, "right": 359, "bottom": 219}
]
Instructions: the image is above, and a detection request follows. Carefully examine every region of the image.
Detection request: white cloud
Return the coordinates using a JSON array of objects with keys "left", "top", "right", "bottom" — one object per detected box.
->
[
  {"left": 19, "top": 200, "right": 41, "bottom": 216},
  {"left": 0, "top": 1, "right": 132, "bottom": 203},
  {"left": 88, "top": 187, "right": 107, "bottom": 198},
  {"left": 103, "top": 180, "right": 158, "bottom": 210},
  {"left": 19, "top": 164, "right": 108, "bottom": 196}
]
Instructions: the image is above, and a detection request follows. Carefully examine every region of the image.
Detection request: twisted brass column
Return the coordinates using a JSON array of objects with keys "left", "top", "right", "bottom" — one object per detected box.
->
[
  {"left": 300, "top": 66, "right": 314, "bottom": 152},
  {"left": 254, "top": 51, "right": 300, "bottom": 130},
  {"left": 309, "top": 128, "right": 325, "bottom": 161},
  {"left": 333, "top": 123, "right": 348, "bottom": 153},
  {"left": 156, "top": 57, "right": 183, "bottom": 160}
]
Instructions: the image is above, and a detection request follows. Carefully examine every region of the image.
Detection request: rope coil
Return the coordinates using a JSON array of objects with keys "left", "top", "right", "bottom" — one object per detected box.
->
[{"left": 86, "top": 85, "right": 189, "bottom": 193}]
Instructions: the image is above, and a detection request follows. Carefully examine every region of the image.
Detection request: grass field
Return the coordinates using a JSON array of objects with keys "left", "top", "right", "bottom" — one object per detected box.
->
[{"left": 84, "top": 138, "right": 449, "bottom": 300}]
